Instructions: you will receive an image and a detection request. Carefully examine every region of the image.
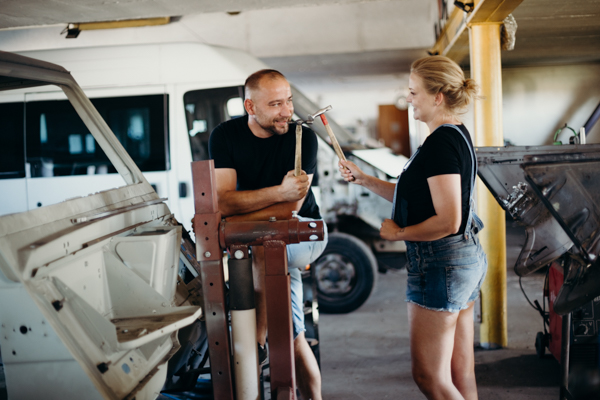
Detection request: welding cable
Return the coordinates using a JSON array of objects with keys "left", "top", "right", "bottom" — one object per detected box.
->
[
  {"left": 552, "top": 124, "right": 578, "bottom": 145},
  {"left": 519, "top": 267, "right": 551, "bottom": 328},
  {"left": 519, "top": 275, "right": 538, "bottom": 311},
  {"left": 542, "top": 266, "right": 550, "bottom": 332}
]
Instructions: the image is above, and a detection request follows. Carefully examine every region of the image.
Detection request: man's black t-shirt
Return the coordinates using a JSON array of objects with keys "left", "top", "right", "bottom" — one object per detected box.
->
[
  {"left": 208, "top": 115, "right": 321, "bottom": 219},
  {"left": 393, "top": 124, "right": 474, "bottom": 236}
]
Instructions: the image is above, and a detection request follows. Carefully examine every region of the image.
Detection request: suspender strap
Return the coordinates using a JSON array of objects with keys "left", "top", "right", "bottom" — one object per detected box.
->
[{"left": 438, "top": 124, "right": 477, "bottom": 239}]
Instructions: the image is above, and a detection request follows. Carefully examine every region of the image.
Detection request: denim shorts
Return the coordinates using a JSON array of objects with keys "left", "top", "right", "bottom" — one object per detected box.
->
[
  {"left": 287, "top": 218, "right": 328, "bottom": 338},
  {"left": 405, "top": 230, "right": 487, "bottom": 313}
]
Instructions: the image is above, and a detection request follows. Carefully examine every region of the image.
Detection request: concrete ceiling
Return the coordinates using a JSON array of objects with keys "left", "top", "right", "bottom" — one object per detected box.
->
[
  {"left": 0, "top": 0, "right": 599, "bottom": 85},
  {"left": 504, "top": 0, "right": 600, "bottom": 67},
  {"left": 0, "top": 0, "right": 392, "bottom": 29}
]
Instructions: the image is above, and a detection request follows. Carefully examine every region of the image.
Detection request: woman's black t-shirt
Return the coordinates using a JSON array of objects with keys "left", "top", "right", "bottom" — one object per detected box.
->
[
  {"left": 392, "top": 124, "right": 474, "bottom": 236},
  {"left": 208, "top": 115, "right": 321, "bottom": 219}
]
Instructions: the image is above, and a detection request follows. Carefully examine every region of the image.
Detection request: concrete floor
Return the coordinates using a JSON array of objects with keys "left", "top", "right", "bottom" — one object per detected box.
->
[{"left": 318, "top": 222, "right": 561, "bottom": 399}]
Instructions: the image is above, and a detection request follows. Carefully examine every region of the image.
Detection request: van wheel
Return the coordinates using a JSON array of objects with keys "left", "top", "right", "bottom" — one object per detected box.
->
[{"left": 313, "top": 232, "right": 377, "bottom": 314}]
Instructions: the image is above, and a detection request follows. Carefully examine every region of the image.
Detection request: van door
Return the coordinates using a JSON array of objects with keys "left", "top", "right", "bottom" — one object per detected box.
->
[
  {"left": 22, "top": 92, "right": 170, "bottom": 211},
  {"left": 183, "top": 86, "right": 246, "bottom": 162},
  {"left": 0, "top": 101, "right": 28, "bottom": 215}
]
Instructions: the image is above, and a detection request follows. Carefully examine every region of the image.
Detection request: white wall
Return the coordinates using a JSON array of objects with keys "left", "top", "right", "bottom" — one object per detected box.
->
[{"left": 502, "top": 63, "right": 600, "bottom": 145}]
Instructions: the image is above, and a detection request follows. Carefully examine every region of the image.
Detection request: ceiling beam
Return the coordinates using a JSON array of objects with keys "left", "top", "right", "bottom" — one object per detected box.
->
[
  {"left": 429, "top": 0, "right": 524, "bottom": 64},
  {"left": 73, "top": 17, "right": 171, "bottom": 31}
]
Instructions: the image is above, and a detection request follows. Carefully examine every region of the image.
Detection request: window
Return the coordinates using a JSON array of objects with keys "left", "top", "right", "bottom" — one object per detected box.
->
[
  {"left": 25, "top": 94, "right": 168, "bottom": 177},
  {"left": 226, "top": 97, "right": 245, "bottom": 118},
  {"left": 0, "top": 103, "right": 25, "bottom": 179},
  {"left": 184, "top": 86, "right": 244, "bottom": 161}
]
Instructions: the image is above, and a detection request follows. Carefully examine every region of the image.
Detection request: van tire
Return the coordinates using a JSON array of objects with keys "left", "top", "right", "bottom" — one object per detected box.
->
[{"left": 313, "top": 232, "right": 377, "bottom": 314}]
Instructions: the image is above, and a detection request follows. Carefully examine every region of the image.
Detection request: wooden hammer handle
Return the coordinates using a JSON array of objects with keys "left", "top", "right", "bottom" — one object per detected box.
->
[
  {"left": 320, "top": 114, "right": 346, "bottom": 162},
  {"left": 294, "top": 124, "right": 302, "bottom": 176}
]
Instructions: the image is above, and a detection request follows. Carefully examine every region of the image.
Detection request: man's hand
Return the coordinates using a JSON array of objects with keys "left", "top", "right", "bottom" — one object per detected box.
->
[{"left": 278, "top": 170, "right": 310, "bottom": 202}]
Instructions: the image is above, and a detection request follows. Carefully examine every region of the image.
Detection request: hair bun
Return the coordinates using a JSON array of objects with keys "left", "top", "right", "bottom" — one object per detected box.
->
[{"left": 410, "top": 55, "right": 479, "bottom": 115}]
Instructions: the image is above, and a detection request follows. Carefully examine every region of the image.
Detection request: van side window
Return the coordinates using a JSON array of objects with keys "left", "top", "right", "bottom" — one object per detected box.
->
[
  {"left": 184, "top": 86, "right": 244, "bottom": 161},
  {"left": 25, "top": 94, "right": 168, "bottom": 177},
  {"left": 0, "top": 103, "right": 25, "bottom": 179}
]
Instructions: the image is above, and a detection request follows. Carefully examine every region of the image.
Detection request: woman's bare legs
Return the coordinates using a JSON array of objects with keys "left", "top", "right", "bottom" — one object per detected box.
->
[
  {"left": 408, "top": 302, "right": 477, "bottom": 400},
  {"left": 451, "top": 302, "right": 478, "bottom": 400}
]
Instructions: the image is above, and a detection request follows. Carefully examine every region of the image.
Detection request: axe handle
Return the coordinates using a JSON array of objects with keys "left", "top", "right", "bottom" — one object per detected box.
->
[
  {"left": 294, "top": 124, "right": 302, "bottom": 176},
  {"left": 320, "top": 114, "right": 346, "bottom": 162}
]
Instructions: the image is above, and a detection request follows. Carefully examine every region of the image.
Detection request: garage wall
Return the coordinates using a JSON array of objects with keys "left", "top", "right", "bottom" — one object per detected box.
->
[{"left": 502, "top": 63, "right": 600, "bottom": 146}]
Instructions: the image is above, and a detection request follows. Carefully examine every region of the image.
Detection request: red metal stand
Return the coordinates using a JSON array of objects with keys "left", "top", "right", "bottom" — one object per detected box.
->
[
  {"left": 264, "top": 241, "right": 297, "bottom": 398},
  {"left": 191, "top": 160, "right": 324, "bottom": 400},
  {"left": 191, "top": 160, "right": 234, "bottom": 400}
]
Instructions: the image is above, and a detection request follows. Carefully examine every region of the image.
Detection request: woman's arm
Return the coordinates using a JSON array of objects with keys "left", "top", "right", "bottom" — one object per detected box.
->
[
  {"left": 339, "top": 160, "right": 396, "bottom": 202},
  {"left": 380, "top": 174, "right": 462, "bottom": 242}
]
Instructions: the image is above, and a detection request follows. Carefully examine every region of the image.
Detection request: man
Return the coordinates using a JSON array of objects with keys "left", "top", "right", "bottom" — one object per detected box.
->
[{"left": 208, "top": 69, "right": 327, "bottom": 400}]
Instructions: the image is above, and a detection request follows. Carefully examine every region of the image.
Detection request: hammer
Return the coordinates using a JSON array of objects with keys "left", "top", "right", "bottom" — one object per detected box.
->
[
  {"left": 308, "top": 106, "right": 354, "bottom": 180},
  {"left": 307, "top": 106, "right": 346, "bottom": 163},
  {"left": 292, "top": 120, "right": 303, "bottom": 177},
  {"left": 291, "top": 106, "right": 353, "bottom": 180}
]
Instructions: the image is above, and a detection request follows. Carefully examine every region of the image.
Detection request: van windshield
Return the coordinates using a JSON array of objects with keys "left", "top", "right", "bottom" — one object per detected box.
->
[{"left": 184, "top": 86, "right": 245, "bottom": 161}]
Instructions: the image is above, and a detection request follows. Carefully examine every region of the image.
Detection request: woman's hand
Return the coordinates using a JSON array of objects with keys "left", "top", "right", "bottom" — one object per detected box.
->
[
  {"left": 339, "top": 160, "right": 365, "bottom": 184},
  {"left": 380, "top": 218, "right": 404, "bottom": 241}
]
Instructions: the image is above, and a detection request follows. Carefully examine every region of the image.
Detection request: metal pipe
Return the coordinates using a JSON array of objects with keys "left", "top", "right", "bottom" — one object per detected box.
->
[
  {"left": 228, "top": 251, "right": 260, "bottom": 400},
  {"left": 559, "top": 258, "right": 572, "bottom": 400},
  {"left": 470, "top": 22, "right": 508, "bottom": 349},
  {"left": 560, "top": 311, "right": 572, "bottom": 399},
  {"left": 583, "top": 100, "right": 600, "bottom": 137},
  {"left": 220, "top": 219, "right": 324, "bottom": 248}
]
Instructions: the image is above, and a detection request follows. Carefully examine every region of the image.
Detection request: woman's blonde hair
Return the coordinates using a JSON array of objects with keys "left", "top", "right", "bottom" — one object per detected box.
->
[{"left": 410, "top": 55, "right": 479, "bottom": 115}]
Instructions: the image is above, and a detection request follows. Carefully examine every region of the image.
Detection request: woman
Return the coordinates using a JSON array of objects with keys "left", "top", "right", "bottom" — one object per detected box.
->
[{"left": 340, "top": 55, "right": 487, "bottom": 400}]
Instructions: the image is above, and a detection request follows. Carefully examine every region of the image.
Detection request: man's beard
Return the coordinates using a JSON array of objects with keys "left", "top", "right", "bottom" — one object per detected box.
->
[{"left": 256, "top": 115, "right": 290, "bottom": 136}]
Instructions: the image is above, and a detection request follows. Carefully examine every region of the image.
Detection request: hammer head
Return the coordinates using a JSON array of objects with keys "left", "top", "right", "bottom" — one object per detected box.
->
[{"left": 306, "top": 105, "right": 332, "bottom": 124}]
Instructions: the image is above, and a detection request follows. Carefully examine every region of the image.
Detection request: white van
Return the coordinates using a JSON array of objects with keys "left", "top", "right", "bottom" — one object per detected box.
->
[{"left": 1, "top": 42, "right": 407, "bottom": 313}]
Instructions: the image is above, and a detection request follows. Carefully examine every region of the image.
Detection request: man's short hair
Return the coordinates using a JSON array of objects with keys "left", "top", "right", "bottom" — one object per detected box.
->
[{"left": 245, "top": 69, "right": 287, "bottom": 99}]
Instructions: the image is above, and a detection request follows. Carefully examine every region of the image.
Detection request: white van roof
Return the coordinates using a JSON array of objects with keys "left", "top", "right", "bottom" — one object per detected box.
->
[{"left": 18, "top": 42, "right": 269, "bottom": 88}]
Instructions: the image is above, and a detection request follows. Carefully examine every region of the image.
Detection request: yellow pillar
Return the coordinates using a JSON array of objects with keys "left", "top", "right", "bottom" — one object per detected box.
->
[{"left": 469, "top": 22, "right": 508, "bottom": 349}]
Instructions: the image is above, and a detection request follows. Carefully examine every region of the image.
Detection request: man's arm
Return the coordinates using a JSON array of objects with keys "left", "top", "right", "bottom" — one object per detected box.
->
[
  {"left": 226, "top": 174, "right": 314, "bottom": 222},
  {"left": 215, "top": 168, "right": 311, "bottom": 218}
]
